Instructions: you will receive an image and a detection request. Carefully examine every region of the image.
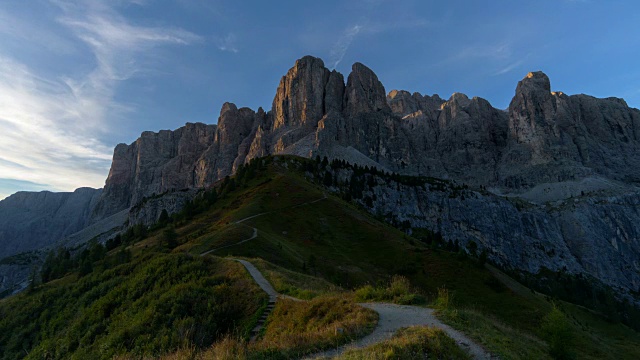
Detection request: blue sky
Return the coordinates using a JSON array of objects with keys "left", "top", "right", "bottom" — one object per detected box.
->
[{"left": 0, "top": 0, "right": 639, "bottom": 200}]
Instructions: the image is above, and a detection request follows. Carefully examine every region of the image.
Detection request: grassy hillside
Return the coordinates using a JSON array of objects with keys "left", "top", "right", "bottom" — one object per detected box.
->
[
  {"left": 0, "top": 253, "right": 266, "bottom": 359},
  {"left": 1, "top": 155, "right": 639, "bottom": 359},
  {"left": 174, "top": 155, "right": 640, "bottom": 359}
]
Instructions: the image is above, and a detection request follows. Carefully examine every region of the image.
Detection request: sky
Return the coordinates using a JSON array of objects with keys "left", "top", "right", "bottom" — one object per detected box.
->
[{"left": 0, "top": 0, "right": 639, "bottom": 200}]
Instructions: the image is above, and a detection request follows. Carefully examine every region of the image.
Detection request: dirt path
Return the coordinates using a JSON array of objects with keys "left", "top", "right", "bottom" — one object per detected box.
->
[
  {"left": 230, "top": 258, "right": 492, "bottom": 359},
  {"left": 234, "top": 259, "right": 278, "bottom": 302},
  {"left": 199, "top": 194, "right": 492, "bottom": 359},
  {"left": 200, "top": 194, "right": 327, "bottom": 255},
  {"left": 306, "top": 303, "right": 492, "bottom": 359}
]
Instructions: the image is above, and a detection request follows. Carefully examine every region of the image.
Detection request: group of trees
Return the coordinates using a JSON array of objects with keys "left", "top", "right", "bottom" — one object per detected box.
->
[
  {"left": 39, "top": 240, "right": 132, "bottom": 285},
  {"left": 518, "top": 268, "right": 640, "bottom": 331}
]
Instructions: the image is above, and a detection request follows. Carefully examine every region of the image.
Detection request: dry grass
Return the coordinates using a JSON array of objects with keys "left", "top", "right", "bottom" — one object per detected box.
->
[
  {"left": 333, "top": 326, "right": 471, "bottom": 360},
  {"left": 354, "top": 275, "right": 426, "bottom": 305},
  {"left": 250, "top": 296, "right": 378, "bottom": 357},
  {"left": 146, "top": 337, "right": 247, "bottom": 360},
  {"left": 158, "top": 296, "right": 378, "bottom": 360}
]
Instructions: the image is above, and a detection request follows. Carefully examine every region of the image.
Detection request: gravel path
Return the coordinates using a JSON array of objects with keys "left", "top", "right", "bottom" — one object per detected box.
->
[
  {"left": 232, "top": 258, "right": 492, "bottom": 359},
  {"left": 305, "top": 303, "right": 492, "bottom": 359},
  {"left": 234, "top": 259, "right": 278, "bottom": 302}
]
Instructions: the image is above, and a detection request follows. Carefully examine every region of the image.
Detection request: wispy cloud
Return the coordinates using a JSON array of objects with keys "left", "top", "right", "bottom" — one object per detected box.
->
[
  {"left": 216, "top": 33, "right": 239, "bottom": 53},
  {"left": 0, "top": 1, "right": 201, "bottom": 199},
  {"left": 453, "top": 43, "right": 513, "bottom": 61},
  {"left": 493, "top": 60, "right": 524, "bottom": 76},
  {"left": 0, "top": 56, "right": 113, "bottom": 195},
  {"left": 0, "top": 179, "right": 52, "bottom": 202},
  {"left": 328, "top": 0, "right": 429, "bottom": 70},
  {"left": 330, "top": 25, "right": 363, "bottom": 69}
]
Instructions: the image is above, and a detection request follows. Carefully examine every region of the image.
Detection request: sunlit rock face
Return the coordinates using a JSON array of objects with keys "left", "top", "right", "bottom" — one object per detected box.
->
[{"left": 272, "top": 56, "right": 331, "bottom": 130}]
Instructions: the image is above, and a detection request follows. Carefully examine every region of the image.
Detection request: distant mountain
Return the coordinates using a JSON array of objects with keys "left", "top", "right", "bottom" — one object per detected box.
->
[
  {"left": 0, "top": 188, "right": 101, "bottom": 260},
  {"left": 2, "top": 55, "right": 640, "bottom": 298}
]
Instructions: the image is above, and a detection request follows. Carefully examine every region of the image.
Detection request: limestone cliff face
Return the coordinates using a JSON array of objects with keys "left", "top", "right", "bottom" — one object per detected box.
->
[
  {"left": 92, "top": 122, "right": 216, "bottom": 220},
  {"left": 62, "top": 55, "right": 640, "bottom": 297},
  {"left": 333, "top": 169, "right": 640, "bottom": 294},
  {"left": 93, "top": 56, "right": 640, "bottom": 215},
  {"left": 500, "top": 72, "right": 640, "bottom": 189},
  {"left": 272, "top": 56, "right": 330, "bottom": 130},
  {"left": 343, "top": 62, "right": 390, "bottom": 116},
  {"left": 0, "top": 188, "right": 102, "bottom": 260}
]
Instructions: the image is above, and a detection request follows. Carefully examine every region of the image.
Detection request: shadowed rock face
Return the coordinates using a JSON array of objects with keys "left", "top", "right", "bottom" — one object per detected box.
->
[
  {"left": 108, "top": 57, "right": 640, "bottom": 212},
  {"left": 0, "top": 188, "right": 102, "bottom": 259},
  {"left": 10, "top": 55, "right": 639, "bottom": 296},
  {"left": 91, "top": 122, "right": 216, "bottom": 220},
  {"left": 343, "top": 62, "right": 390, "bottom": 116}
]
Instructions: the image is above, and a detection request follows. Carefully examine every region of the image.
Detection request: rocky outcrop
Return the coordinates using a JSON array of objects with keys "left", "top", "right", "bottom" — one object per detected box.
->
[
  {"left": 0, "top": 187, "right": 102, "bottom": 260},
  {"left": 343, "top": 62, "right": 390, "bottom": 116},
  {"left": 500, "top": 72, "right": 640, "bottom": 189},
  {"left": 272, "top": 56, "right": 331, "bottom": 130}
]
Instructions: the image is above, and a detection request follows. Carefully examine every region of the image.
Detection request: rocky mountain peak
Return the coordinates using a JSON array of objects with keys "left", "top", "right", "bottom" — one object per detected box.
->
[
  {"left": 344, "top": 62, "right": 390, "bottom": 116},
  {"left": 387, "top": 90, "right": 417, "bottom": 117},
  {"left": 448, "top": 92, "right": 472, "bottom": 108},
  {"left": 216, "top": 102, "right": 254, "bottom": 144},
  {"left": 272, "top": 55, "right": 331, "bottom": 129},
  {"left": 522, "top": 71, "right": 551, "bottom": 92}
]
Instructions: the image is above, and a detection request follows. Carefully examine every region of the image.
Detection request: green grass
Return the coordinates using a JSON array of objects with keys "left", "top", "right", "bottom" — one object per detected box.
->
[
  {"left": 245, "top": 257, "right": 342, "bottom": 299},
  {"left": 0, "top": 253, "right": 266, "bottom": 360},
  {"left": 438, "top": 307, "right": 550, "bottom": 360}
]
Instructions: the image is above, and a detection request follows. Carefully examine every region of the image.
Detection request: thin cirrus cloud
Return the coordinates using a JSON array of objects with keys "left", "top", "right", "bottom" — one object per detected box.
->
[
  {"left": 217, "top": 33, "right": 239, "bottom": 53},
  {"left": 0, "top": 1, "right": 201, "bottom": 200},
  {"left": 329, "top": 25, "right": 363, "bottom": 69}
]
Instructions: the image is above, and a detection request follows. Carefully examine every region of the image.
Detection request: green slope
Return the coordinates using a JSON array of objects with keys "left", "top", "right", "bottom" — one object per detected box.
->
[{"left": 1, "top": 155, "right": 638, "bottom": 359}]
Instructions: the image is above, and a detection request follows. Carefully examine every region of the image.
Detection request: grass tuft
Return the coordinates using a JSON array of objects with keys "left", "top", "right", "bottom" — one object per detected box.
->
[
  {"left": 251, "top": 296, "right": 378, "bottom": 357},
  {"left": 354, "top": 276, "right": 426, "bottom": 305},
  {"left": 334, "top": 326, "right": 471, "bottom": 360}
]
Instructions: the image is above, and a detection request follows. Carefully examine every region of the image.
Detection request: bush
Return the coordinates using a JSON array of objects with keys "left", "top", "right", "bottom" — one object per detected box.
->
[
  {"left": 354, "top": 276, "right": 425, "bottom": 305},
  {"left": 434, "top": 287, "right": 450, "bottom": 311},
  {"left": 541, "top": 304, "right": 575, "bottom": 360}
]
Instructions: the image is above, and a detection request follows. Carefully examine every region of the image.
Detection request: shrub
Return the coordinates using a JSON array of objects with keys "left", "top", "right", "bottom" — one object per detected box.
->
[
  {"left": 541, "top": 304, "right": 575, "bottom": 360},
  {"left": 434, "top": 287, "right": 450, "bottom": 310},
  {"left": 354, "top": 276, "right": 425, "bottom": 305}
]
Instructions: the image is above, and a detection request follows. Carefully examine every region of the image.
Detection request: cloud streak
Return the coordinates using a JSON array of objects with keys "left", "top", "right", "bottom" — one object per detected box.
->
[
  {"left": 0, "top": 1, "right": 201, "bottom": 199},
  {"left": 216, "top": 33, "right": 239, "bottom": 53},
  {"left": 330, "top": 25, "right": 363, "bottom": 69}
]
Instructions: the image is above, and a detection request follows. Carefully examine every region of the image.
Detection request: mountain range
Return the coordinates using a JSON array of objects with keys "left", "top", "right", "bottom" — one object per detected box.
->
[{"left": 1, "top": 55, "right": 639, "bottom": 300}]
